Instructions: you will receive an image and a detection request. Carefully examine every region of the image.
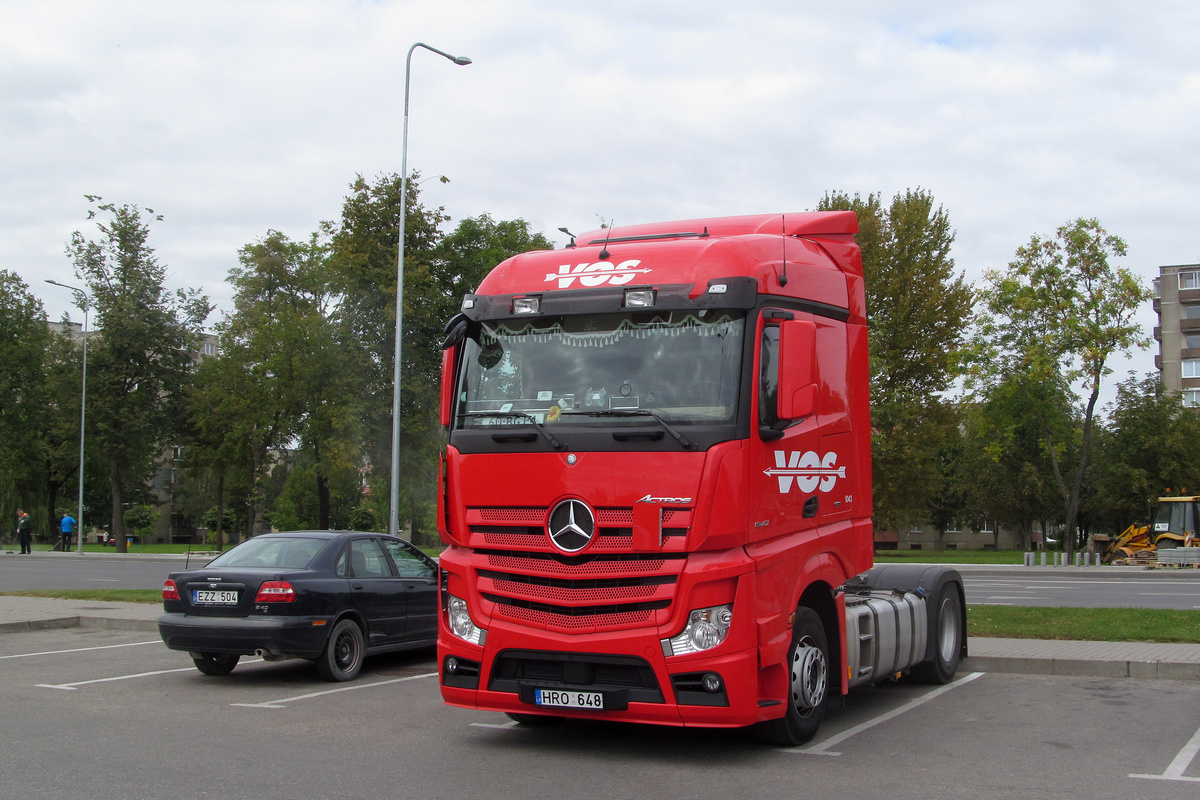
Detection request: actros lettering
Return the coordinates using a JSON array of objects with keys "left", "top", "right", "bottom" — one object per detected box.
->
[
  {"left": 763, "top": 451, "right": 846, "bottom": 494},
  {"left": 636, "top": 494, "right": 692, "bottom": 504},
  {"left": 545, "top": 260, "right": 650, "bottom": 289}
]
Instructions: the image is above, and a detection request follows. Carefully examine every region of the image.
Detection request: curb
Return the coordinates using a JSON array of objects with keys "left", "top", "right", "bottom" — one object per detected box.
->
[
  {"left": 0, "top": 615, "right": 159, "bottom": 636},
  {"left": 963, "top": 655, "right": 1200, "bottom": 681}
]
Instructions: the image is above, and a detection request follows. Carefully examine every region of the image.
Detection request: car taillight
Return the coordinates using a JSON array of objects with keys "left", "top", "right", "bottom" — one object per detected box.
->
[
  {"left": 255, "top": 581, "right": 296, "bottom": 602},
  {"left": 162, "top": 579, "right": 179, "bottom": 601}
]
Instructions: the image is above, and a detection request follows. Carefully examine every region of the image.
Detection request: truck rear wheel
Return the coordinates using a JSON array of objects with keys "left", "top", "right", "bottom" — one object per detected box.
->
[
  {"left": 913, "top": 582, "right": 963, "bottom": 684},
  {"left": 754, "top": 607, "right": 828, "bottom": 746}
]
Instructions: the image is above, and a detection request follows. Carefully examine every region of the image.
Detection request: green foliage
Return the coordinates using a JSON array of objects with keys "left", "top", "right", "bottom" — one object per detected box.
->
[
  {"left": 1090, "top": 373, "right": 1200, "bottom": 531},
  {"left": 0, "top": 271, "right": 50, "bottom": 529},
  {"left": 67, "top": 198, "right": 211, "bottom": 551},
  {"left": 819, "top": 189, "right": 974, "bottom": 531},
  {"left": 974, "top": 219, "right": 1152, "bottom": 553},
  {"left": 350, "top": 504, "right": 379, "bottom": 532},
  {"left": 123, "top": 504, "right": 159, "bottom": 536}
]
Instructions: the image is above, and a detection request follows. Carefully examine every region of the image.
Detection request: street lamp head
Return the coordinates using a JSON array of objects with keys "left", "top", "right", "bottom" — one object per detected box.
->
[{"left": 453, "top": 55, "right": 472, "bottom": 65}]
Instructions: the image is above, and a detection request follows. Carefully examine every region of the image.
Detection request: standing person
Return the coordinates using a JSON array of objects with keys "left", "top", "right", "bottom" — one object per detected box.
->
[
  {"left": 60, "top": 512, "right": 77, "bottom": 552},
  {"left": 16, "top": 509, "right": 32, "bottom": 554}
]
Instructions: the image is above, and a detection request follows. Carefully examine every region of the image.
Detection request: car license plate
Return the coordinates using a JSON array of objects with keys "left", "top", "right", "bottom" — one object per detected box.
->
[
  {"left": 193, "top": 589, "right": 238, "bottom": 605},
  {"left": 534, "top": 689, "right": 603, "bottom": 709}
]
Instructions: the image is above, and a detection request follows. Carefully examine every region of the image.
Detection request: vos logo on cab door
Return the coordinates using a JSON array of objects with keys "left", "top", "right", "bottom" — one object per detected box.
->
[{"left": 764, "top": 451, "right": 846, "bottom": 494}]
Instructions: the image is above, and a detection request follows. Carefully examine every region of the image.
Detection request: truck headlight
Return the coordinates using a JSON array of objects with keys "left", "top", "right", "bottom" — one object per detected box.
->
[
  {"left": 446, "top": 594, "right": 487, "bottom": 645},
  {"left": 661, "top": 604, "right": 733, "bottom": 656}
]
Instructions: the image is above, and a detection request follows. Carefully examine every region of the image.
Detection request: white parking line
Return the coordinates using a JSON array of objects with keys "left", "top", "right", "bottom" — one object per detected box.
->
[
  {"left": 470, "top": 720, "right": 520, "bottom": 729},
  {"left": 1130, "top": 723, "right": 1200, "bottom": 783},
  {"left": 0, "top": 640, "right": 161, "bottom": 660},
  {"left": 37, "top": 657, "right": 264, "bottom": 690},
  {"left": 787, "top": 672, "right": 985, "bottom": 756},
  {"left": 230, "top": 671, "right": 437, "bottom": 708}
]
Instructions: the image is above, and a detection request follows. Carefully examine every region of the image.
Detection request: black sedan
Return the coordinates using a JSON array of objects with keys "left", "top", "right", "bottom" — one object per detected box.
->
[{"left": 158, "top": 531, "right": 438, "bottom": 681}]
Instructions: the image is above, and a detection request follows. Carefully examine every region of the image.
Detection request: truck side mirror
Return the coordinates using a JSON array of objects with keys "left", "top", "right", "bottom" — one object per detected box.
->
[{"left": 777, "top": 319, "right": 817, "bottom": 420}]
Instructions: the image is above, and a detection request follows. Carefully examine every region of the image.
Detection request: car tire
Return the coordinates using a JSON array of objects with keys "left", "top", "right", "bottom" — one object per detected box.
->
[
  {"left": 192, "top": 652, "right": 240, "bottom": 676},
  {"left": 316, "top": 618, "right": 364, "bottom": 682},
  {"left": 912, "top": 582, "right": 963, "bottom": 684},
  {"left": 754, "top": 607, "right": 829, "bottom": 746}
]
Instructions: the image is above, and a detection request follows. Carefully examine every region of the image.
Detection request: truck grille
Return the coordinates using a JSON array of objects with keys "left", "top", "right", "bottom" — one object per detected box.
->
[
  {"left": 474, "top": 549, "right": 685, "bottom": 632},
  {"left": 469, "top": 506, "right": 689, "bottom": 551},
  {"left": 489, "top": 650, "right": 665, "bottom": 703}
]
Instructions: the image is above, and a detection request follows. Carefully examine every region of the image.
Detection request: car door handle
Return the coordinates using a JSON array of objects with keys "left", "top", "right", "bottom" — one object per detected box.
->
[{"left": 352, "top": 582, "right": 364, "bottom": 590}]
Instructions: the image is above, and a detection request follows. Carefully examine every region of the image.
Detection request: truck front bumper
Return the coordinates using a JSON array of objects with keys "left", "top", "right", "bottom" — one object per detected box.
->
[{"left": 438, "top": 624, "right": 779, "bottom": 728}]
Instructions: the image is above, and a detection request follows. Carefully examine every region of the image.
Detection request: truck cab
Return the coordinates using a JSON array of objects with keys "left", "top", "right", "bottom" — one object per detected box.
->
[{"left": 435, "top": 213, "right": 965, "bottom": 744}]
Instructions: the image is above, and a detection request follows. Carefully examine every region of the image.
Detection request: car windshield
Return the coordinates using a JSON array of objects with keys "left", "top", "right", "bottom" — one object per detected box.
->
[
  {"left": 455, "top": 310, "right": 744, "bottom": 427},
  {"left": 205, "top": 536, "right": 327, "bottom": 570}
]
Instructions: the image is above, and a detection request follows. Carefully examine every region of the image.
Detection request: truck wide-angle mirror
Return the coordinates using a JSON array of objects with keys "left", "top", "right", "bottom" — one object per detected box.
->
[
  {"left": 440, "top": 346, "right": 457, "bottom": 428},
  {"left": 777, "top": 319, "right": 817, "bottom": 420}
]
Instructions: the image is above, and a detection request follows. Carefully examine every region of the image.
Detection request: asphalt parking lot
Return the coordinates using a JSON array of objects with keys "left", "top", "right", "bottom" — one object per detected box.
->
[{"left": 3, "top": 626, "right": 1199, "bottom": 800}]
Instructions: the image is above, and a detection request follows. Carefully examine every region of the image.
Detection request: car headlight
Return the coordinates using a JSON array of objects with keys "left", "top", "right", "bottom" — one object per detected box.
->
[
  {"left": 446, "top": 594, "right": 487, "bottom": 645},
  {"left": 661, "top": 604, "right": 733, "bottom": 656}
]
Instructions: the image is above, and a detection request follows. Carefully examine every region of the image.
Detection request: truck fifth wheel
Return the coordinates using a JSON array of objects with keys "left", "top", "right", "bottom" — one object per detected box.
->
[{"left": 434, "top": 212, "right": 967, "bottom": 745}]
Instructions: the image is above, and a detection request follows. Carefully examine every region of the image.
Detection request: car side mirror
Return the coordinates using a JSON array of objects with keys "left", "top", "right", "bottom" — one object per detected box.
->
[{"left": 777, "top": 319, "right": 817, "bottom": 420}]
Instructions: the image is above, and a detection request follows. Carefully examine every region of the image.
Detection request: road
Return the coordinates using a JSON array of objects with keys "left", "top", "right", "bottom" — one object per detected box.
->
[
  {"left": 959, "top": 566, "right": 1200, "bottom": 609},
  {"left": 2, "top": 625, "right": 1198, "bottom": 800},
  {"left": 5, "top": 554, "right": 1200, "bottom": 609}
]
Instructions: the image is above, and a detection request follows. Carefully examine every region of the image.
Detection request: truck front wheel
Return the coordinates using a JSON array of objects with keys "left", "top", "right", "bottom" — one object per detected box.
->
[{"left": 754, "top": 607, "right": 828, "bottom": 746}]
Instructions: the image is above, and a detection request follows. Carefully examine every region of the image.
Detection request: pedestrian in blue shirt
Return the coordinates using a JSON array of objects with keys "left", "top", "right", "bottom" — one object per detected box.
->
[{"left": 60, "top": 513, "right": 77, "bottom": 552}]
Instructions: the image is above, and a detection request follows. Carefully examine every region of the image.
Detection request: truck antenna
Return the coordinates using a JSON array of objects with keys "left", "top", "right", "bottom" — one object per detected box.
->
[{"left": 599, "top": 221, "right": 615, "bottom": 260}]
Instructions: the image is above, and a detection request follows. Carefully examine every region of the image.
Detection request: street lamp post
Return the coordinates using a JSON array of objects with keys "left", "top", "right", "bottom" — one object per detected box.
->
[
  {"left": 45, "top": 279, "right": 89, "bottom": 553},
  {"left": 389, "top": 42, "right": 471, "bottom": 539}
]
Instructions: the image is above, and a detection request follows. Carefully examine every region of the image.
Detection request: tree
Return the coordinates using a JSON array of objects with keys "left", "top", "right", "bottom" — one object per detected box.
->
[
  {"left": 0, "top": 270, "right": 50, "bottom": 536},
  {"left": 1091, "top": 373, "right": 1200, "bottom": 532},
  {"left": 67, "top": 198, "right": 211, "bottom": 552},
  {"left": 818, "top": 189, "right": 974, "bottom": 532},
  {"left": 961, "top": 372, "right": 1073, "bottom": 549},
  {"left": 191, "top": 230, "right": 328, "bottom": 539},
  {"left": 974, "top": 219, "right": 1152, "bottom": 556}
]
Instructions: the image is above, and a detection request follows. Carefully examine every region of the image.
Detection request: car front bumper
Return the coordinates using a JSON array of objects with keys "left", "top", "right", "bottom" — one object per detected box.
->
[{"left": 158, "top": 613, "right": 332, "bottom": 659}]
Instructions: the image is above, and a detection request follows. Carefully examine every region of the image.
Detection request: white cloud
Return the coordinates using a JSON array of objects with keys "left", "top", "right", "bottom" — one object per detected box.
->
[{"left": 3, "top": 0, "right": 1195, "bottom": 394}]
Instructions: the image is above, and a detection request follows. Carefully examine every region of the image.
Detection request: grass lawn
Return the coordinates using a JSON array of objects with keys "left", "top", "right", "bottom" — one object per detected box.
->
[{"left": 874, "top": 549, "right": 1027, "bottom": 564}]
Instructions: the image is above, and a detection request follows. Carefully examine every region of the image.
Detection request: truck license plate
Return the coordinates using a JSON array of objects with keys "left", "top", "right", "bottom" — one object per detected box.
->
[
  {"left": 535, "top": 689, "right": 603, "bottom": 709},
  {"left": 193, "top": 590, "right": 238, "bottom": 605}
]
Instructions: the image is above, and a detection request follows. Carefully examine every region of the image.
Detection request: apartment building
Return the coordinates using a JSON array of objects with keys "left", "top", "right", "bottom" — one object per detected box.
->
[{"left": 1153, "top": 264, "right": 1200, "bottom": 407}]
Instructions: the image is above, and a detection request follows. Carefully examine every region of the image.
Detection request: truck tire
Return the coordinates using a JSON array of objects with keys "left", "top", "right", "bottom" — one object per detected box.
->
[
  {"left": 913, "top": 582, "right": 963, "bottom": 684},
  {"left": 754, "top": 607, "right": 828, "bottom": 746}
]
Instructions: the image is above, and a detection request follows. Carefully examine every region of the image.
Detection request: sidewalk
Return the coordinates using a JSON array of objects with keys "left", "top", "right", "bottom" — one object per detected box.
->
[{"left": 1, "top": 596, "right": 1198, "bottom": 681}]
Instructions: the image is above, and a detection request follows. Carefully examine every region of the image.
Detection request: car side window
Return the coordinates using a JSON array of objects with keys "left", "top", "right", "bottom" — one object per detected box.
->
[
  {"left": 348, "top": 538, "right": 393, "bottom": 578},
  {"left": 383, "top": 539, "right": 436, "bottom": 578}
]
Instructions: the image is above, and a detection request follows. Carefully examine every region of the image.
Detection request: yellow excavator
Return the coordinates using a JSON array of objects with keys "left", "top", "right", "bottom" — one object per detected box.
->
[{"left": 1095, "top": 496, "right": 1199, "bottom": 564}]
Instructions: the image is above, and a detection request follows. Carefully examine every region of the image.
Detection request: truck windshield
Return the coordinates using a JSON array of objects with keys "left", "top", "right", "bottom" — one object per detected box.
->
[{"left": 455, "top": 310, "right": 744, "bottom": 428}]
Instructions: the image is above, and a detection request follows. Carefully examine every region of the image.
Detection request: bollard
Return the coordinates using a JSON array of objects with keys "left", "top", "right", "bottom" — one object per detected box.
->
[
  {"left": 1075, "top": 552, "right": 1082, "bottom": 567},
  {"left": 1040, "top": 552, "right": 1047, "bottom": 566},
  {"left": 1024, "top": 552, "right": 1035, "bottom": 567}
]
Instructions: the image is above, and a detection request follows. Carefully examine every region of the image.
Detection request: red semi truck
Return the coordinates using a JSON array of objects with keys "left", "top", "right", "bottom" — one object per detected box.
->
[{"left": 435, "top": 212, "right": 967, "bottom": 745}]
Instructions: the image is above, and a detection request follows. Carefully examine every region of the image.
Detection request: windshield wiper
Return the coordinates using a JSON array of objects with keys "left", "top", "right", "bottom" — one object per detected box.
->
[
  {"left": 463, "top": 411, "right": 565, "bottom": 450},
  {"left": 562, "top": 409, "right": 694, "bottom": 450}
]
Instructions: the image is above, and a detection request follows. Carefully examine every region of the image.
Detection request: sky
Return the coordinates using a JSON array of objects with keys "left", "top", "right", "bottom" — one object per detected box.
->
[{"left": 5, "top": 0, "right": 1199, "bottom": 393}]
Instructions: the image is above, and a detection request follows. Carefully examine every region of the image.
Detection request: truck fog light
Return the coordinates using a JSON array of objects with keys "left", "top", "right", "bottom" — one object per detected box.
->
[
  {"left": 661, "top": 604, "right": 733, "bottom": 656},
  {"left": 701, "top": 673, "right": 723, "bottom": 693},
  {"left": 447, "top": 594, "right": 487, "bottom": 645},
  {"left": 446, "top": 657, "right": 460, "bottom": 674}
]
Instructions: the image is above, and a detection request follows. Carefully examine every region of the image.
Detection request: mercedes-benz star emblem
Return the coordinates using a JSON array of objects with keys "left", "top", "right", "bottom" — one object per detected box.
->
[{"left": 547, "top": 499, "right": 595, "bottom": 553}]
